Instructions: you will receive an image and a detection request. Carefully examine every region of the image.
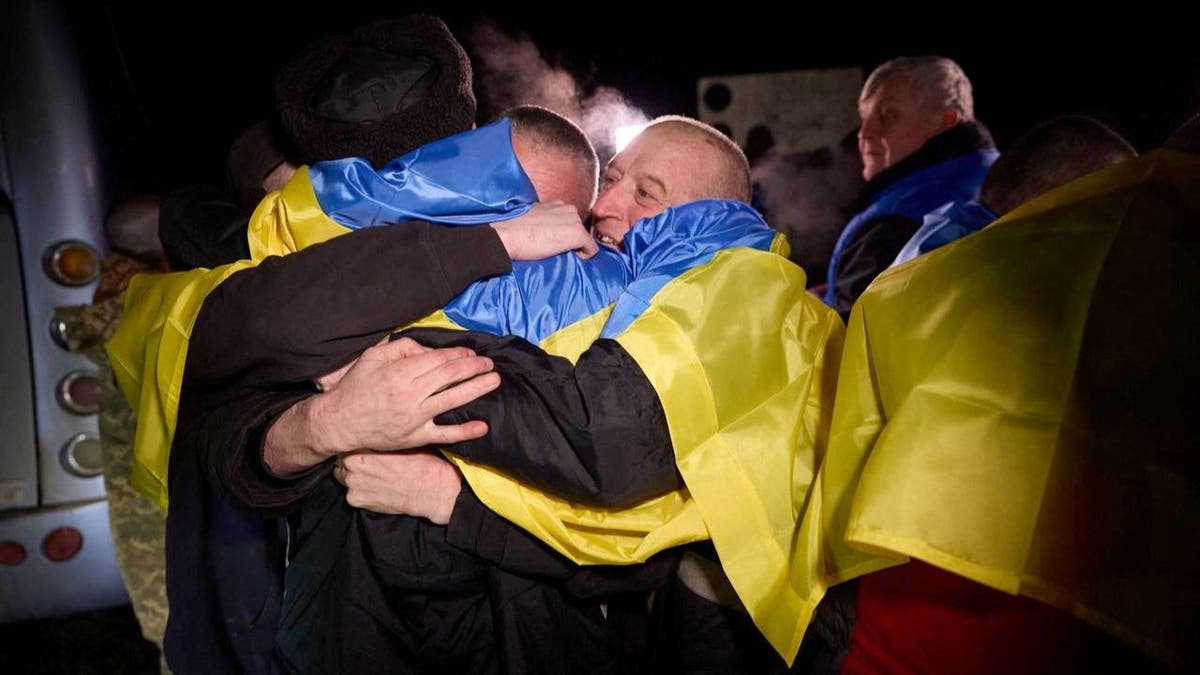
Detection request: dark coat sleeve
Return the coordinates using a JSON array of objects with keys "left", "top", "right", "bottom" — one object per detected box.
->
[
  {"left": 179, "top": 221, "right": 512, "bottom": 513},
  {"left": 179, "top": 218, "right": 681, "bottom": 584},
  {"left": 829, "top": 213, "right": 920, "bottom": 319}
]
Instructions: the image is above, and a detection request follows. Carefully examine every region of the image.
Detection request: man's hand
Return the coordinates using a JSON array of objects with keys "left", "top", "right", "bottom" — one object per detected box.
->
[
  {"left": 333, "top": 450, "right": 463, "bottom": 524},
  {"left": 491, "top": 201, "right": 598, "bottom": 260},
  {"left": 263, "top": 337, "right": 499, "bottom": 476},
  {"left": 313, "top": 336, "right": 391, "bottom": 392}
]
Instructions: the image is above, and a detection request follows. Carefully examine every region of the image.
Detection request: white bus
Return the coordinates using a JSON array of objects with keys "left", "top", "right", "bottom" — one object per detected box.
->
[{"left": 0, "top": 0, "right": 130, "bottom": 621}]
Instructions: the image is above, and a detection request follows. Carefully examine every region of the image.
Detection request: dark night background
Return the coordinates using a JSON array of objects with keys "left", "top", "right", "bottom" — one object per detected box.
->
[
  {"left": 4, "top": 4, "right": 1196, "bottom": 672},
  {"left": 73, "top": 3, "right": 1198, "bottom": 198}
]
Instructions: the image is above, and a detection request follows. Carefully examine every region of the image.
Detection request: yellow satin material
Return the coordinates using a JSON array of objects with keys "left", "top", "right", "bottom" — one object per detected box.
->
[
  {"left": 111, "top": 169, "right": 840, "bottom": 664},
  {"left": 246, "top": 168, "right": 345, "bottom": 259},
  {"left": 453, "top": 244, "right": 841, "bottom": 663},
  {"left": 107, "top": 261, "right": 257, "bottom": 509},
  {"left": 618, "top": 248, "right": 842, "bottom": 662},
  {"left": 443, "top": 299, "right": 711, "bottom": 566},
  {"left": 806, "top": 149, "right": 1200, "bottom": 667},
  {"left": 106, "top": 169, "right": 348, "bottom": 508}
]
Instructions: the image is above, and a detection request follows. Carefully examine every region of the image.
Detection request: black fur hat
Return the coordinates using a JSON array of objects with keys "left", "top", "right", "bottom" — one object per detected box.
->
[{"left": 273, "top": 15, "right": 476, "bottom": 169}]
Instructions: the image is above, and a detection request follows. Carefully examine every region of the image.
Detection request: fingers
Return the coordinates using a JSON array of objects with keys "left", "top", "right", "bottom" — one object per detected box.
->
[
  {"left": 332, "top": 457, "right": 348, "bottom": 485},
  {"left": 422, "top": 419, "right": 490, "bottom": 446},
  {"left": 367, "top": 336, "right": 434, "bottom": 361},
  {"left": 575, "top": 233, "right": 599, "bottom": 259},
  {"left": 424, "top": 369, "right": 500, "bottom": 411},
  {"left": 410, "top": 351, "right": 495, "bottom": 397}
]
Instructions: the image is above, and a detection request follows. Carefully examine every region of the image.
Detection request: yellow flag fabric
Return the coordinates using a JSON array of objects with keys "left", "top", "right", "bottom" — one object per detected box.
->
[
  {"left": 109, "top": 161, "right": 843, "bottom": 663},
  {"left": 450, "top": 244, "right": 844, "bottom": 663},
  {"left": 107, "top": 262, "right": 255, "bottom": 509},
  {"left": 803, "top": 149, "right": 1200, "bottom": 667},
  {"left": 106, "top": 170, "right": 341, "bottom": 509}
]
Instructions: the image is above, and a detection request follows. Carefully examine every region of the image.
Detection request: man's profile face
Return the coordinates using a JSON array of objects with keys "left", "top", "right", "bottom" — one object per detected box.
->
[
  {"left": 590, "top": 127, "right": 719, "bottom": 251},
  {"left": 857, "top": 74, "right": 953, "bottom": 181}
]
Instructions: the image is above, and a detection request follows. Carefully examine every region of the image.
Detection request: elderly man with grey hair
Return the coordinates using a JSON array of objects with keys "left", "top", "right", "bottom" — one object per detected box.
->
[{"left": 822, "top": 55, "right": 998, "bottom": 318}]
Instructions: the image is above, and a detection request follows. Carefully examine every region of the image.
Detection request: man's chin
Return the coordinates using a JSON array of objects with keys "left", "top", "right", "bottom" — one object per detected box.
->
[{"left": 862, "top": 158, "right": 885, "bottom": 181}]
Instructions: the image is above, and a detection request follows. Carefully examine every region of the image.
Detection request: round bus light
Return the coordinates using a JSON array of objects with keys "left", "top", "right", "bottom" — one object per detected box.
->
[
  {"left": 42, "top": 527, "right": 83, "bottom": 562},
  {"left": 43, "top": 240, "right": 100, "bottom": 287},
  {"left": 49, "top": 315, "right": 72, "bottom": 349},
  {"left": 60, "top": 433, "right": 103, "bottom": 478},
  {"left": 0, "top": 541, "right": 27, "bottom": 566},
  {"left": 57, "top": 370, "right": 102, "bottom": 415}
]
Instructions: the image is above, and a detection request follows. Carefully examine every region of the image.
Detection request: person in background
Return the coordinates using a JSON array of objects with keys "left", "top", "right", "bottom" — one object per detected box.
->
[
  {"left": 890, "top": 114, "right": 1136, "bottom": 267},
  {"left": 799, "top": 114, "right": 1200, "bottom": 674},
  {"left": 823, "top": 55, "right": 997, "bottom": 318}
]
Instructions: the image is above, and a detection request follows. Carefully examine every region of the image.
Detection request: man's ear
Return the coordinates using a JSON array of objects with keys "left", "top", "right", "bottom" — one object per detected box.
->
[{"left": 938, "top": 108, "right": 961, "bottom": 132}]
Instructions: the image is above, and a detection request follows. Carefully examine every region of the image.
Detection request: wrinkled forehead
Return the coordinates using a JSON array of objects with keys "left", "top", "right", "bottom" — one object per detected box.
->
[{"left": 610, "top": 127, "right": 719, "bottom": 201}]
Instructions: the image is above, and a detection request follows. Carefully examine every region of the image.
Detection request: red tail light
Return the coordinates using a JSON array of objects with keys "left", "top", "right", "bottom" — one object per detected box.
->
[
  {"left": 0, "top": 541, "right": 27, "bottom": 566},
  {"left": 42, "top": 527, "right": 83, "bottom": 562},
  {"left": 57, "top": 370, "right": 101, "bottom": 415}
]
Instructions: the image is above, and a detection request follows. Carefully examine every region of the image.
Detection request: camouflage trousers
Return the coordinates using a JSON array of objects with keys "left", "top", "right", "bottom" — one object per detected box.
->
[{"left": 57, "top": 302, "right": 169, "bottom": 671}]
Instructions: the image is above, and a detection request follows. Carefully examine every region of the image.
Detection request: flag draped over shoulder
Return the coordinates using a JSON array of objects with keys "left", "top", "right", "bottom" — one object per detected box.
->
[
  {"left": 803, "top": 149, "right": 1200, "bottom": 668},
  {"left": 108, "top": 119, "right": 538, "bottom": 508},
  {"left": 108, "top": 110, "right": 844, "bottom": 663},
  {"left": 450, "top": 200, "right": 845, "bottom": 664}
]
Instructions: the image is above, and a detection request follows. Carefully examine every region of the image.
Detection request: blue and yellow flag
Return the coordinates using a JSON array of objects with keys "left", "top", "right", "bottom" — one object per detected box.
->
[
  {"left": 108, "top": 115, "right": 843, "bottom": 663},
  {"left": 450, "top": 200, "right": 843, "bottom": 663},
  {"left": 108, "top": 119, "right": 539, "bottom": 508},
  {"left": 803, "top": 149, "right": 1200, "bottom": 668}
]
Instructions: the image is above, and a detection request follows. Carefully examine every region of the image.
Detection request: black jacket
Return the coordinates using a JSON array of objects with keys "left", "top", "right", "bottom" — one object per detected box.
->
[{"left": 168, "top": 222, "right": 680, "bottom": 674}]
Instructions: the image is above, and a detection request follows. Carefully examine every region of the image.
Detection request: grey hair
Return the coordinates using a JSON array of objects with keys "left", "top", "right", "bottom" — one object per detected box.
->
[
  {"left": 862, "top": 56, "right": 975, "bottom": 121},
  {"left": 643, "top": 115, "right": 752, "bottom": 203}
]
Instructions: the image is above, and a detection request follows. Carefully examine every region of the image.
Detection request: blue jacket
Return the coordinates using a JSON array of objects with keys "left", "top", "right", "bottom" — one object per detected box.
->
[
  {"left": 890, "top": 199, "right": 997, "bottom": 267},
  {"left": 823, "top": 123, "right": 998, "bottom": 314}
]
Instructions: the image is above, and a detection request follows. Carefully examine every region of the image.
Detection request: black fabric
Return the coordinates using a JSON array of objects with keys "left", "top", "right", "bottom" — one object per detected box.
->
[
  {"left": 166, "top": 222, "right": 510, "bottom": 673},
  {"left": 791, "top": 579, "right": 860, "bottom": 675},
  {"left": 650, "top": 574, "right": 788, "bottom": 675},
  {"left": 827, "top": 213, "right": 921, "bottom": 320},
  {"left": 172, "top": 219, "right": 685, "bottom": 672},
  {"left": 164, "top": 387, "right": 297, "bottom": 675},
  {"left": 312, "top": 47, "right": 438, "bottom": 125},
  {"left": 158, "top": 184, "right": 252, "bottom": 270},
  {"left": 413, "top": 328, "right": 682, "bottom": 509},
  {"left": 186, "top": 222, "right": 512, "bottom": 441},
  {"left": 274, "top": 15, "right": 475, "bottom": 168}
]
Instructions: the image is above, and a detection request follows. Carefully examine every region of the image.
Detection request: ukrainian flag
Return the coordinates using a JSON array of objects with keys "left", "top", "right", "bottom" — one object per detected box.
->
[
  {"left": 108, "top": 119, "right": 539, "bottom": 509},
  {"left": 109, "top": 117, "right": 844, "bottom": 664},
  {"left": 803, "top": 149, "right": 1200, "bottom": 668},
  {"left": 443, "top": 199, "right": 841, "bottom": 664}
]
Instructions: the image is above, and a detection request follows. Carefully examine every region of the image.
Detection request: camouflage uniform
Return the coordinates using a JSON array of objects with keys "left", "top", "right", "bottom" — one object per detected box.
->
[{"left": 55, "top": 252, "right": 169, "bottom": 671}]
